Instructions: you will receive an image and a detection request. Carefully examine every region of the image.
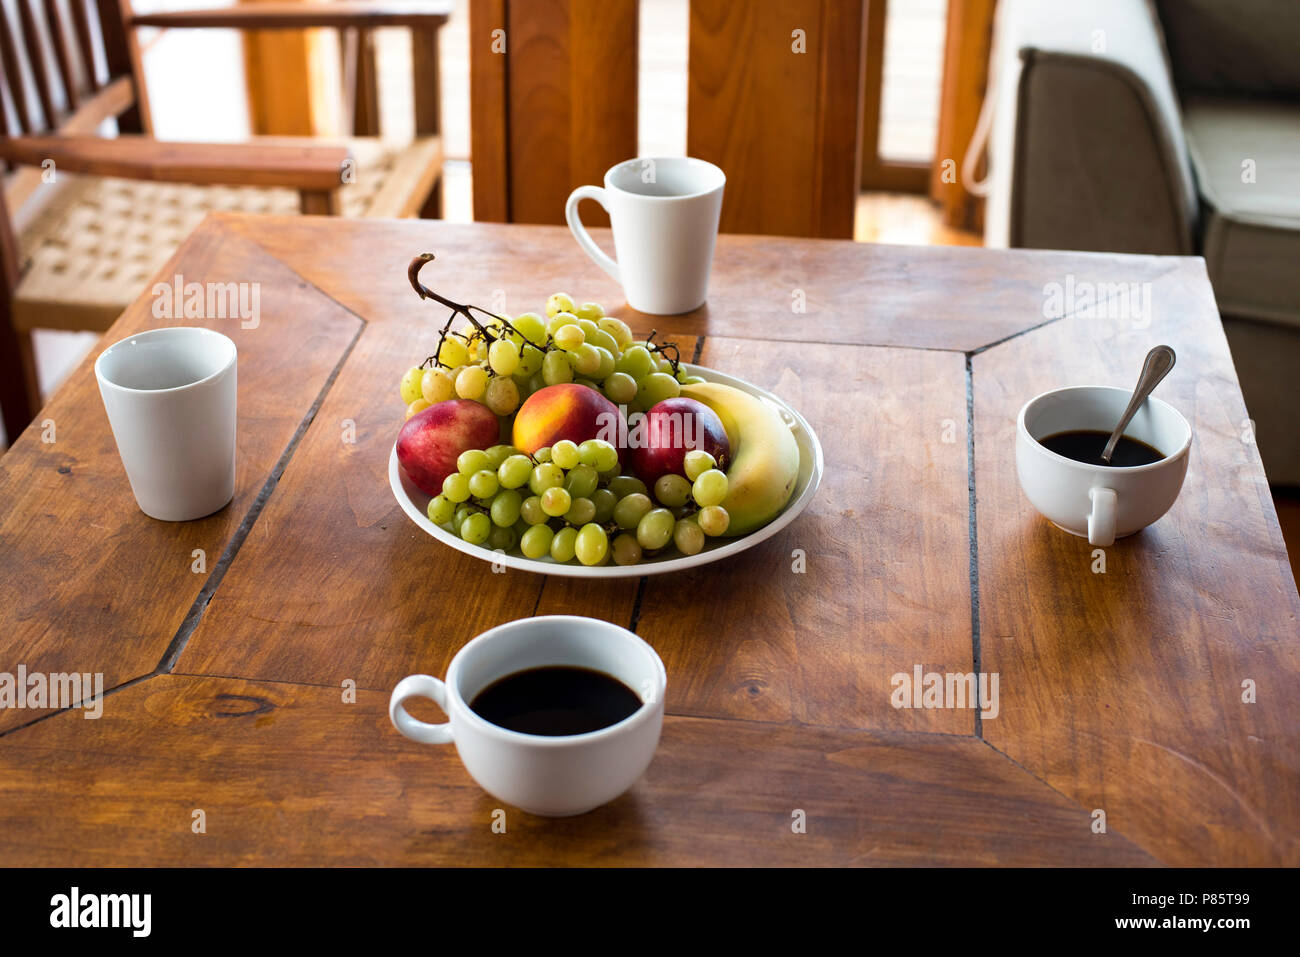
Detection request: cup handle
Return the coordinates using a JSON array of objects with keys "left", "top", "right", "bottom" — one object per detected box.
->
[
  {"left": 565, "top": 185, "right": 621, "bottom": 283},
  {"left": 1088, "top": 487, "right": 1117, "bottom": 547},
  {"left": 389, "top": 674, "right": 454, "bottom": 745}
]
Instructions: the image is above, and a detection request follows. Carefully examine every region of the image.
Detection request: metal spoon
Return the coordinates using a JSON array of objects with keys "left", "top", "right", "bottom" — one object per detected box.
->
[{"left": 1101, "top": 345, "right": 1177, "bottom": 463}]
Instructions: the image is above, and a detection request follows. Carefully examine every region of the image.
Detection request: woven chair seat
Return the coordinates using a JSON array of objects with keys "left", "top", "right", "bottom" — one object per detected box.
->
[{"left": 12, "top": 136, "right": 440, "bottom": 332}]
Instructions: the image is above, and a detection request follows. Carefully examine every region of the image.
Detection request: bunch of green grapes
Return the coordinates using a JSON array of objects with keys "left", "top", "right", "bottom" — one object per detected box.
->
[
  {"left": 398, "top": 294, "right": 704, "bottom": 422},
  {"left": 425, "top": 438, "right": 730, "bottom": 566}
]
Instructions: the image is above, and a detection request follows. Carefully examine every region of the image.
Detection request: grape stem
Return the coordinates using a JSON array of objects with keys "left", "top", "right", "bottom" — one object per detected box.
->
[
  {"left": 643, "top": 329, "right": 682, "bottom": 375},
  {"left": 408, "top": 253, "right": 546, "bottom": 371}
]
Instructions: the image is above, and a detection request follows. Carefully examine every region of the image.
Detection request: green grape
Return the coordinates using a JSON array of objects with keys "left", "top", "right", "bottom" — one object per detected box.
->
[
  {"left": 438, "top": 336, "right": 469, "bottom": 369},
  {"left": 460, "top": 512, "right": 491, "bottom": 545},
  {"left": 488, "top": 338, "right": 520, "bottom": 376},
  {"left": 513, "top": 312, "right": 548, "bottom": 345},
  {"left": 571, "top": 317, "right": 595, "bottom": 339},
  {"left": 551, "top": 439, "right": 581, "bottom": 470},
  {"left": 520, "top": 495, "right": 547, "bottom": 525},
  {"left": 654, "top": 473, "right": 692, "bottom": 508},
  {"left": 554, "top": 324, "right": 585, "bottom": 352},
  {"left": 679, "top": 374, "right": 706, "bottom": 385},
  {"left": 614, "top": 345, "right": 655, "bottom": 379},
  {"left": 575, "top": 523, "right": 609, "bottom": 566},
  {"left": 456, "top": 364, "right": 488, "bottom": 400},
  {"left": 405, "top": 398, "right": 431, "bottom": 420},
  {"left": 673, "top": 516, "right": 705, "bottom": 556},
  {"left": 421, "top": 367, "right": 455, "bottom": 405},
  {"left": 528, "top": 369, "right": 547, "bottom": 394},
  {"left": 607, "top": 475, "right": 648, "bottom": 499},
  {"left": 683, "top": 450, "right": 717, "bottom": 482},
  {"left": 574, "top": 301, "right": 605, "bottom": 321},
  {"left": 597, "top": 317, "right": 634, "bottom": 350},
  {"left": 574, "top": 378, "right": 600, "bottom": 391},
  {"left": 520, "top": 524, "right": 554, "bottom": 559},
  {"left": 612, "top": 533, "right": 642, "bottom": 566},
  {"left": 529, "top": 462, "right": 565, "bottom": 495},
  {"left": 458, "top": 449, "right": 490, "bottom": 475},
  {"left": 485, "top": 444, "right": 515, "bottom": 469},
  {"left": 564, "top": 463, "right": 599, "bottom": 498},
  {"left": 533, "top": 446, "right": 553, "bottom": 463},
  {"left": 590, "top": 487, "right": 618, "bottom": 523},
  {"left": 636, "top": 507, "right": 675, "bottom": 550},
  {"left": 577, "top": 439, "right": 618, "bottom": 472},
  {"left": 564, "top": 496, "right": 596, "bottom": 525},
  {"left": 655, "top": 357, "right": 674, "bottom": 375},
  {"left": 468, "top": 469, "right": 500, "bottom": 499},
  {"left": 550, "top": 526, "right": 578, "bottom": 562},
  {"left": 542, "top": 350, "right": 574, "bottom": 385},
  {"left": 400, "top": 366, "right": 425, "bottom": 404},
  {"left": 614, "top": 492, "right": 653, "bottom": 530},
  {"left": 540, "top": 486, "right": 572, "bottom": 517},
  {"left": 569, "top": 342, "right": 602, "bottom": 376},
  {"left": 442, "top": 472, "right": 471, "bottom": 503},
  {"left": 599, "top": 464, "right": 622, "bottom": 482},
  {"left": 484, "top": 375, "right": 520, "bottom": 415},
  {"left": 426, "top": 494, "right": 455, "bottom": 525},
  {"left": 489, "top": 489, "right": 522, "bottom": 527},
  {"left": 697, "top": 505, "right": 730, "bottom": 537},
  {"left": 453, "top": 504, "right": 475, "bottom": 531},
  {"left": 546, "top": 293, "right": 575, "bottom": 318},
  {"left": 548, "top": 310, "right": 580, "bottom": 334},
  {"left": 498, "top": 454, "right": 533, "bottom": 489},
  {"left": 637, "top": 372, "right": 680, "bottom": 406},
  {"left": 603, "top": 371, "right": 637, "bottom": 405},
  {"left": 586, "top": 328, "right": 619, "bottom": 355},
  {"left": 692, "top": 469, "right": 728, "bottom": 507},
  {"left": 592, "top": 346, "right": 617, "bottom": 381},
  {"left": 488, "top": 525, "right": 517, "bottom": 552},
  {"left": 516, "top": 345, "right": 544, "bottom": 376}
]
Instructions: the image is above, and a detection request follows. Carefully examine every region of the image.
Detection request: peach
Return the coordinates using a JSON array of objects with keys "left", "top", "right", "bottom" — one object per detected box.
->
[
  {"left": 512, "top": 384, "right": 623, "bottom": 458},
  {"left": 397, "top": 398, "right": 499, "bottom": 495}
]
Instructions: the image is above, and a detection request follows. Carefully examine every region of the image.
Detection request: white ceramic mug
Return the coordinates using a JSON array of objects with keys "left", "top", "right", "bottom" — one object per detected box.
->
[
  {"left": 95, "top": 327, "right": 237, "bottom": 522},
  {"left": 1016, "top": 385, "right": 1191, "bottom": 546},
  {"left": 566, "top": 156, "right": 725, "bottom": 315},
  {"left": 389, "top": 615, "right": 667, "bottom": 817}
]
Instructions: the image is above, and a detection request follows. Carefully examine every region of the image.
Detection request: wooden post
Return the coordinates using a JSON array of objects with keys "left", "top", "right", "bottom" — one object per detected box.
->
[{"left": 931, "top": 0, "right": 995, "bottom": 232}]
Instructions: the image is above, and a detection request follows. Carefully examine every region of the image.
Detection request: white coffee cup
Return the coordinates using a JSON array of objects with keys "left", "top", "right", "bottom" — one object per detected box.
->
[
  {"left": 566, "top": 156, "right": 725, "bottom": 315},
  {"left": 389, "top": 615, "right": 667, "bottom": 817},
  {"left": 94, "top": 327, "right": 237, "bottom": 522},
  {"left": 1016, "top": 385, "right": 1191, "bottom": 546}
]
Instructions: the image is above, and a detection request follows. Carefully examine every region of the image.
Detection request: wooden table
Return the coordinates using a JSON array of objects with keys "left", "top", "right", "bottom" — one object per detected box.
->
[{"left": 1, "top": 213, "right": 1296, "bottom": 866}]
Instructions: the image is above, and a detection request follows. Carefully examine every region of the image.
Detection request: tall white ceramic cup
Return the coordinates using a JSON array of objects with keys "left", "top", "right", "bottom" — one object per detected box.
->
[
  {"left": 95, "top": 327, "right": 237, "bottom": 522},
  {"left": 1016, "top": 385, "right": 1191, "bottom": 546},
  {"left": 389, "top": 615, "right": 667, "bottom": 817},
  {"left": 566, "top": 156, "right": 725, "bottom": 315}
]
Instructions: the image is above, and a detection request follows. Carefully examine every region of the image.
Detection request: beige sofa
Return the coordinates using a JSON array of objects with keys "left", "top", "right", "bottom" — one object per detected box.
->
[{"left": 984, "top": 0, "right": 1300, "bottom": 484}]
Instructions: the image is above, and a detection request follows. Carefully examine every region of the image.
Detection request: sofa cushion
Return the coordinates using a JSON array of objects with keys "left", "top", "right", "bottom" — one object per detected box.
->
[
  {"left": 1156, "top": 0, "right": 1300, "bottom": 97},
  {"left": 1183, "top": 98, "right": 1300, "bottom": 328}
]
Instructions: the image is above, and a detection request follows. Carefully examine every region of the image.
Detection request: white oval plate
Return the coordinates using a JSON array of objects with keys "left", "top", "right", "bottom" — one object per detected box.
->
[{"left": 389, "top": 363, "right": 824, "bottom": 578}]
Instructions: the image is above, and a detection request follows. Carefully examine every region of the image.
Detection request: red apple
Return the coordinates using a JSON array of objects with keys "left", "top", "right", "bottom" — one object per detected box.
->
[
  {"left": 631, "top": 397, "right": 730, "bottom": 486},
  {"left": 513, "top": 383, "right": 625, "bottom": 459},
  {"left": 397, "top": 399, "right": 499, "bottom": 495}
]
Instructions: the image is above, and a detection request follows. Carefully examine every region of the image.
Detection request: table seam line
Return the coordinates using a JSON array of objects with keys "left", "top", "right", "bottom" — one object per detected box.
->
[{"left": 152, "top": 318, "right": 368, "bottom": 676}]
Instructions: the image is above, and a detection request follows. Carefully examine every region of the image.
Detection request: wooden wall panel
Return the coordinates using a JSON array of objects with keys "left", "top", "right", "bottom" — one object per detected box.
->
[
  {"left": 688, "top": 0, "right": 865, "bottom": 238},
  {"left": 470, "top": 0, "right": 636, "bottom": 225}
]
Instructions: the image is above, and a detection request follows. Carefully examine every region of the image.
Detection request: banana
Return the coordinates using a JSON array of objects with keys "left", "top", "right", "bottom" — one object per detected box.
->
[{"left": 679, "top": 381, "right": 801, "bottom": 536}]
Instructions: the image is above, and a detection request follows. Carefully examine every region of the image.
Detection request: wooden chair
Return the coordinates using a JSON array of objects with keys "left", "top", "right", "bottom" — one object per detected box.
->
[
  {"left": 1, "top": 0, "right": 450, "bottom": 443},
  {"left": 469, "top": 0, "right": 864, "bottom": 238}
]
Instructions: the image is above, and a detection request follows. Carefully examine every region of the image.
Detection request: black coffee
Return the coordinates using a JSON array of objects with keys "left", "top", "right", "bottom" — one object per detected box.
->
[
  {"left": 1038, "top": 429, "right": 1164, "bottom": 467},
  {"left": 469, "top": 666, "right": 643, "bottom": 736}
]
